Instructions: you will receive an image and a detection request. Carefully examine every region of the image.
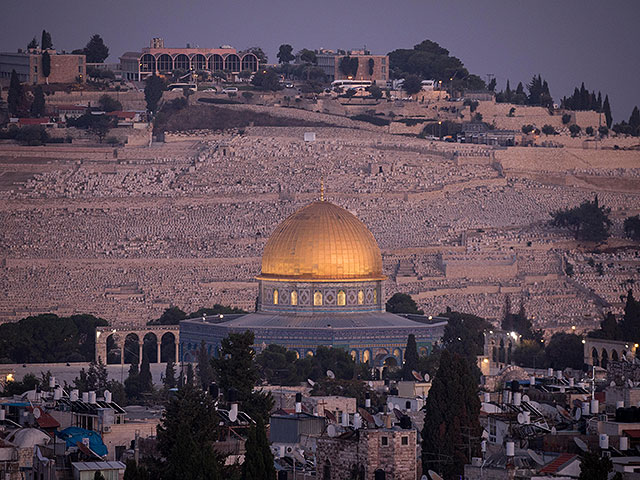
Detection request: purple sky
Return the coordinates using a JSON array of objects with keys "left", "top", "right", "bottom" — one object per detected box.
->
[{"left": 1, "top": 0, "right": 638, "bottom": 120}]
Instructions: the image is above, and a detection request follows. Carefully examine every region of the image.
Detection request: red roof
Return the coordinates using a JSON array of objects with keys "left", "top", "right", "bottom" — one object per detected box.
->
[
  {"left": 106, "top": 111, "right": 136, "bottom": 119},
  {"left": 18, "top": 117, "right": 51, "bottom": 125},
  {"left": 540, "top": 454, "right": 578, "bottom": 474},
  {"left": 28, "top": 406, "right": 60, "bottom": 429},
  {"left": 623, "top": 429, "right": 640, "bottom": 439}
]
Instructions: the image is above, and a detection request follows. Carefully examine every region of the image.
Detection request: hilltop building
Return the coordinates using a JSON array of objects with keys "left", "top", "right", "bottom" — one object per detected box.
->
[
  {"left": 0, "top": 49, "right": 86, "bottom": 84},
  {"left": 180, "top": 198, "right": 446, "bottom": 366},
  {"left": 297, "top": 48, "right": 389, "bottom": 84},
  {"left": 119, "top": 37, "right": 259, "bottom": 81}
]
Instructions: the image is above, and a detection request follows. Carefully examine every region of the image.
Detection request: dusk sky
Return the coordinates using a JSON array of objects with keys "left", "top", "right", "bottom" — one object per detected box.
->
[{"left": 2, "top": 0, "right": 638, "bottom": 120}]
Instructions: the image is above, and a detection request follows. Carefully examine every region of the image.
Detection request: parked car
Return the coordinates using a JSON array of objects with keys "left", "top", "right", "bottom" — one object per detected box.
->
[
  {"left": 201, "top": 87, "right": 217, "bottom": 92},
  {"left": 222, "top": 87, "right": 238, "bottom": 93},
  {"left": 285, "top": 83, "right": 294, "bottom": 89}
]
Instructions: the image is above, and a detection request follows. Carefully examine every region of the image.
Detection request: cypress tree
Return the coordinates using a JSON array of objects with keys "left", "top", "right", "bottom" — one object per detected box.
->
[
  {"left": 620, "top": 290, "right": 640, "bottom": 342},
  {"left": 8, "top": 70, "right": 22, "bottom": 116},
  {"left": 41, "top": 30, "right": 53, "bottom": 50},
  {"left": 603, "top": 95, "right": 612, "bottom": 127},
  {"left": 628, "top": 106, "right": 640, "bottom": 136},
  {"left": 196, "top": 340, "right": 214, "bottom": 390},
  {"left": 138, "top": 353, "right": 153, "bottom": 393},
  {"left": 422, "top": 350, "right": 481, "bottom": 480},
  {"left": 124, "top": 363, "right": 140, "bottom": 400},
  {"left": 186, "top": 363, "right": 194, "bottom": 387},
  {"left": 163, "top": 360, "right": 176, "bottom": 389},
  {"left": 402, "top": 334, "right": 419, "bottom": 380},
  {"left": 242, "top": 416, "right": 275, "bottom": 480},
  {"left": 30, "top": 85, "right": 45, "bottom": 117},
  {"left": 42, "top": 51, "right": 51, "bottom": 84}
]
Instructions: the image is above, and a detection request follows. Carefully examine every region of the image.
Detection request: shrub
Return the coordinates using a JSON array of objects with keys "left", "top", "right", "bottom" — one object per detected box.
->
[
  {"left": 569, "top": 124, "right": 581, "bottom": 136},
  {"left": 598, "top": 126, "right": 609, "bottom": 136},
  {"left": 463, "top": 99, "right": 479, "bottom": 112},
  {"left": 562, "top": 113, "right": 572, "bottom": 124},
  {"left": 508, "top": 107, "right": 516, "bottom": 117},
  {"left": 541, "top": 124, "right": 556, "bottom": 135},
  {"left": 15, "top": 126, "right": 49, "bottom": 146},
  {"left": 105, "top": 136, "right": 120, "bottom": 145},
  {"left": 586, "top": 126, "right": 594, "bottom": 136},
  {"left": 473, "top": 112, "right": 483, "bottom": 122},
  {"left": 521, "top": 124, "right": 536, "bottom": 134}
]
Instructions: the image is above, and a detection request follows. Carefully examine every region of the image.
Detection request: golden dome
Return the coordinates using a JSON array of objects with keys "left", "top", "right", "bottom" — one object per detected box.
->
[{"left": 258, "top": 201, "right": 385, "bottom": 282}]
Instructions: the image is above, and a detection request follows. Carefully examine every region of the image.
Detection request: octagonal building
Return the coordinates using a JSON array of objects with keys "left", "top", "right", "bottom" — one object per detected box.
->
[{"left": 180, "top": 199, "right": 446, "bottom": 366}]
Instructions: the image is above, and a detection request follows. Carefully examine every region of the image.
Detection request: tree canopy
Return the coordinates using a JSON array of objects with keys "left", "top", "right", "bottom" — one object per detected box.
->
[
  {"left": 83, "top": 34, "right": 110, "bottom": 63},
  {"left": 242, "top": 416, "right": 276, "bottom": 480},
  {"left": 544, "top": 333, "right": 584, "bottom": 370},
  {"left": 421, "top": 350, "right": 481, "bottom": 480},
  {"left": 624, "top": 215, "right": 640, "bottom": 241},
  {"left": 338, "top": 56, "right": 359, "bottom": 78},
  {"left": 277, "top": 44, "right": 295, "bottom": 64},
  {"left": 386, "top": 292, "right": 424, "bottom": 314},
  {"left": 41, "top": 30, "right": 53, "bottom": 50},
  {"left": 402, "top": 75, "right": 423, "bottom": 95},
  {"left": 0, "top": 313, "right": 107, "bottom": 363},
  {"left": 620, "top": 290, "right": 640, "bottom": 343},
  {"left": 8, "top": 70, "right": 23, "bottom": 116},
  {"left": 212, "top": 330, "right": 258, "bottom": 400},
  {"left": 251, "top": 68, "right": 282, "bottom": 91},
  {"left": 440, "top": 310, "right": 491, "bottom": 364},
  {"left": 144, "top": 75, "right": 164, "bottom": 113},
  {"left": 551, "top": 196, "right": 611, "bottom": 243}
]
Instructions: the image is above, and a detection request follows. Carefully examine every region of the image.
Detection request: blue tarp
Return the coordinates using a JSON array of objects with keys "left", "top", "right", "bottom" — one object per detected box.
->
[{"left": 55, "top": 427, "right": 108, "bottom": 457}]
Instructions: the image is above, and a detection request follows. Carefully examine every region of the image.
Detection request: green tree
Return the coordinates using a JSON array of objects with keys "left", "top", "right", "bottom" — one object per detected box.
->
[
  {"left": 603, "top": 95, "right": 612, "bottom": 128},
  {"left": 123, "top": 460, "right": 150, "bottom": 480},
  {"left": 588, "top": 312, "right": 621, "bottom": 340},
  {"left": 277, "top": 44, "right": 295, "bottom": 64},
  {"left": 578, "top": 452, "right": 613, "bottom": 480},
  {"left": 27, "top": 37, "right": 38, "bottom": 50},
  {"left": 339, "top": 56, "right": 359, "bottom": 78},
  {"left": 298, "top": 49, "right": 317, "bottom": 65},
  {"left": 144, "top": 75, "right": 164, "bottom": 113},
  {"left": 41, "top": 30, "right": 52, "bottom": 50},
  {"left": 243, "top": 389, "right": 275, "bottom": 426},
  {"left": 620, "top": 290, "right": 640, "bottom": 343},
  {"left": 41, "top": 50, "right": 51, "bottom": 84},
  {"left": 256, "top": 344, "right": 300, "bottom": 385},
  {"left": 124, "top": 363, "right": 140, "bottom": 401},
  {"left": 511, "top": 339, "right": 545, "bottom": 368},
  {"left": 185, "top": 363, "right": 194, "bottom": 387},
  {"left": 544, "top": 333, "right": 584, "bottom": 370},
  {"left": 629, "top": 106, "right": 640, "bottom": 136},
  {"left": 624, "top": 215, "right": 640, "bottom": 241},
  {"left": 403, "top": 75, "right": 423, "bottom": 95},
  {"left": 157, "top": 384, "right": 224, "bottom": 480},
  {"left": 440, "top": 310, "right": 491, "bottom": 366},
  {"left": 164, "top": 360, "right": 177, "bottom": 389},
  {"left": 251, "top": 68, "right": 282, "bottom": 91},
  {"left": 386, "top": 293, "right": 423, "bottom": 314},
  {"left": 542, "top": 124, "right": 556, "bottom": 135},
  {"left": 401, "top": 334, "right": 419, "bottom": 380},
  {"left": 212, "top": 331, "right": 258, "bottom": 401},
  {"left": 148, "top": 306, "right": 186, "bottom": 325},
  {"left": 245, "top": 47, "right": 267, "bottom": 64},
  {"left": 74, "top": 358, "right": 109, "bottom": 395},
  {"left": 369, "top": 84, "right": 383, "bottom": 100},
  {"left": 83, "top": 34, "right": 109, "bottom": 63},
  {"left": 138, "top": 353, "right": 153, "bottom": 394},
  {"left": 30, "top": 85, "right": 45, "bottom": 117},
  {"left": 196, "top": 341, "right": 214, "bottom": 390},
  {"left": 421, "top": 351, "right": 481, "bottom": 480},
  {"left": 569, "top": 124, "right": 582, "bottom": 136},
  {"left": 551, "top": 196, "right": 612, "bottom": 243},
  {"left": 98, "top": 94, "right": 122, "bottom": 112},
  {"left": 487, "top": 78, "right": 496, "bottom": 92},
  {"left": 242, "top": 415, "right": 276, "bottom": 480},
  {"left": 8, "top": 70, "right": 23, "bottom": 116}
]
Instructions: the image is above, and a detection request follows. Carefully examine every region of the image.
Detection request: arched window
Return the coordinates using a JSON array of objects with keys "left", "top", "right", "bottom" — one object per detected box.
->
[
  {"left": 306, "top": 350, "right": 314, "bottom": 357},
  {"left": 393, "top": 348, "right": 402, "bottom": 362},
  {"left": 209, "top": 54, "right": 224, "bottom": 72},
  {"left": 191, "top": 54, "right": 206, "bottom": 71},
  {"left": 492, "top": 346, "right": 498, "bottom": 363},
  {"left": 291, "top": 291, "right": 298, "bottom": 306},
  {"left": 601, "top": 349, "right": 609, "bottom": 369},
  {"left": 358, "top": 290, "right": 364, "bottom": 305},
  {"left": 498, "top": 339, "right": 505, "bottom": 363},
  {"left": 507, "top": 342, "right": 512, "bottom": 364},
  {"left": 592, "top": 347, "right": 600, "bottom": 366},
  {"left": 363, "top": 349, "right": 371, "bottom": 364},
  {"left": 314, "top": 291, "right": 323, "bottom": 306},
  {"left": 611, "top": 350, "right": 619, "bottom": 361},
  {"left": 241, "top": 54, "right": 258, "bottom": 73},
  {"left": 225, "top": 54, "right": 240, "bottom": 72},
  {"left": 338, "top": 290, "right": 346, "bottom": 306},
  {"left": 174, "top": 54, "right": 189, "bottom": 71},
  {"left": 273, "top": 289, "right": 279, "bottom": 305},
  {"left": 156, "top": 54, "right": 172, "bottom": 73},
  {"left": 140, "top": 54, "right": 155, "bottom": 73},
  {"left": 350, "top": 350, "right": 358, "bottom": 361},
  {"left": 374, "top": 470, "right": 386, "bottom": 480}
]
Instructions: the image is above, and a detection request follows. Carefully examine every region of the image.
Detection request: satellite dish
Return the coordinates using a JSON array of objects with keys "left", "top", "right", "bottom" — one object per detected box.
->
[
  {"left": 574, "top": 408, "right": 582, "bottom": 421},
  {"left": 368, "top": 381, "right": 373, "bottom": 388},
  {"left": 33, "top": 407, "right": 41, "bottom": 419},
  {"left": 610, "top": 381, "right": 616, "bottom": 387},
  {"left": 429, "top": 470, "right": 445, "bottom": 480},
  {"left": 307, "top": 378, "right": 315, "bottom": 387},
  {"left": 326, "top": 370, "right": 335, "bottom": 379},
  {"left": 527, "top": 449, "right": 544, "bottom": 466},
  {"left": 387, "top": 401, "right": 394, "bottom": 412},
  {"left": 327, "top": 424, "right": 337, "bottom": 437},
  {"left": 373, "top": 414, "right": 384, "bottom": 428},
  {"left": 358, "top": 407, "right": 375, "bottom": 426},
  {"left": 424, "top": 373, "right": 431, "bottom": 382},
  {"left": 412, "top": 370, "right": 423, "bottom": 382},
  {"left": 422, "top": 476, "right": 429, "bottom": 480},
  {"left": 522, "top": 395, "right": 530, "bottom": 402},
  {"left": 393, "top": 408, "right": 404, "bottom": 420},
  {"left": 517, "top": 413, "right": 525, "bottom": 424},
  {"left": 574, "top": 437, "right": 588, "bottom": 452}
]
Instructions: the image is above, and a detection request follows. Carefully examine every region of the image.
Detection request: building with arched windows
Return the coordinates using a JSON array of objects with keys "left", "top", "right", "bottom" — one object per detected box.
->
[
  {"left": 119, "top": 38, "right": 259, "bottom": 81},
  {"left": 180, "top": 198, "right": 447, "bottom": 367}
]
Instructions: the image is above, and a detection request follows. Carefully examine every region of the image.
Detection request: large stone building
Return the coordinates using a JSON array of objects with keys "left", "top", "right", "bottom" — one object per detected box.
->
[
  {"left": 299, "top": 49, "right": 389, "bottom": 84},
  {"left": 119, "top": 37, "right": 259, "bottom": 81},
  {"left": 0, "top": 49, "right": 86, "bottom": 85},
  {"left": 180, "top": 199, "right": 446, "bottom": 365}
]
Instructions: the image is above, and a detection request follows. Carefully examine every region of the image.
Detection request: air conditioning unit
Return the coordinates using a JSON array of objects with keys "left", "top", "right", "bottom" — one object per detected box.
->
[
  {"left": 103, "top": 426, "right": 111, "bottom": 433},
  {"left": 286, "top": 446, "right": 293, "bottom": 453},
  {"left": 471, "top": 457, "right": 483, "bottom": 467}
]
